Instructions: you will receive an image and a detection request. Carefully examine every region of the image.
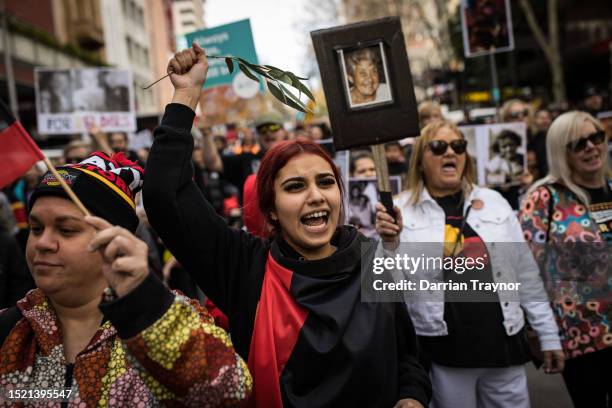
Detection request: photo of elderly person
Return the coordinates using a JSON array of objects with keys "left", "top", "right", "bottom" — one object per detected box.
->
[
  {"left": 37, "top": 70, "right": 73, "bottom": 114},
  {"left": 485, "top": 128, "right": 525, "bottom": 186},
  {"left": 0, "top": 152, "right": 251, "bottom": 406},
  {"left": 73, "top": 69, "right": 105, "bottom": 112},
  {"left": 341, "top": 43, "right": 392, "bottom": 108}
]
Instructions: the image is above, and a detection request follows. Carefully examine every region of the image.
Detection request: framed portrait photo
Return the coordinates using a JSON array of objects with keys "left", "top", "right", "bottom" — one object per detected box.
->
[
  {"left": 338, "top": 42, "right": 393, "bottom": 109},
  {"left": 311, "top": 17, "right": 420, "bottom": 151}
]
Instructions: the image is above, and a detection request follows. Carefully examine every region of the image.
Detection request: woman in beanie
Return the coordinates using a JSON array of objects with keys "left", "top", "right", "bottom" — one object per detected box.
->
[
  {"left": 0, "top": 152, "right": 251, "bottom": 407},
  {"left": 144, "top": 44, "right": 431, "bottom": 407}
]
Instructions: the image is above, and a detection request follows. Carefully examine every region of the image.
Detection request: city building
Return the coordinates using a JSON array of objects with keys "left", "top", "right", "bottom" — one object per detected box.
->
[{"left": 172, "top": 0, "right": 205, "bottom": 36}]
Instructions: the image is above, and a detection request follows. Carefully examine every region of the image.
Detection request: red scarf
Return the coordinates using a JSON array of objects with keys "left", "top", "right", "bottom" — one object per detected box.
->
[{"left": 247, "top": 254, "right": 308, "bottom": 407}]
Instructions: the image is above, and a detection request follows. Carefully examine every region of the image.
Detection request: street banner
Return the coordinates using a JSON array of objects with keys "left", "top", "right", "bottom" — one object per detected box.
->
[{"left": 35, "top": 68, "right": 135, "bottom": 135}]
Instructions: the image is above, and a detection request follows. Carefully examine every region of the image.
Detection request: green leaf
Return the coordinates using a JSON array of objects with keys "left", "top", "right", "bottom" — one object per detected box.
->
[
  {"left": 286, "top": 72, "right": 315, "bottom": 102},
  {"left": 267, "top": 81, "right": 307, "bottom": 113},
  {"left": 264, "top": 65, "right": 308, "bottom": 80},
  {"left": 225, "top": 58, "right": 234, "bottom": 74},
  {"left": 235, "top": 58, "right": 267, "bottom": 76},
  {"left": 278, "top": 83, "right": 311, "bottom": 112},
  {"left": 238, "top": 62, "right": 260, "bottom": 82}
]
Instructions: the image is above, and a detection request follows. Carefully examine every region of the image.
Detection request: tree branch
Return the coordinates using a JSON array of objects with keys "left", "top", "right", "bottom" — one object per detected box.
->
[{"left": 518, "top": 0, "right": 553, "bottom": 62}]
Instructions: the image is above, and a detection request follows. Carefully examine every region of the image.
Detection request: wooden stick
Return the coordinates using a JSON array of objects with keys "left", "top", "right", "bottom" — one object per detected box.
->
[
  {"left": 42, "top": 156, "right": 91, "bottom": 217},
  {"left": 371, "top": 144, "right": 396, "bottom": 221}
]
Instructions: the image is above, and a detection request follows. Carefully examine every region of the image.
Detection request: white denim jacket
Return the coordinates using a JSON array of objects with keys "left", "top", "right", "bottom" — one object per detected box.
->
[{"left": 392, "top": 185, "right": 561, "bottom": 351}]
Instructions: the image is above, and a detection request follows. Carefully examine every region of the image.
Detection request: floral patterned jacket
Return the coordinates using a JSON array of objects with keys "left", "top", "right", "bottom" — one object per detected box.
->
[
  {"left": 520, "top": 182, "right": 612, "bottom": 359},
  {"left": 0, "top": 273, "right": 252, "bottom": 407}
]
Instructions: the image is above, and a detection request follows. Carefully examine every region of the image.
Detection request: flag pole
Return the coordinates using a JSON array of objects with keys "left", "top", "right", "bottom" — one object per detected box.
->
[
  {"left": 0, "top": 98, "right": 90, "bottom": 216},
  {"left": 41, "top": 156, "right": 91, "bottom": 217}
]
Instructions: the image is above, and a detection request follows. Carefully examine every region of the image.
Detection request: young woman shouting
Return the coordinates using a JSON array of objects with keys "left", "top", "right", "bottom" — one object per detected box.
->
[{"left": 143, "top": 43, "right": 431, "bottom": 408}]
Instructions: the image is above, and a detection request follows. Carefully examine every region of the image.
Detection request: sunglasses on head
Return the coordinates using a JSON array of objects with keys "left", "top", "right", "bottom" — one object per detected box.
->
[
  {"left": 566, "top": 130, "right": 606, "bottom": 153},
  {"left": 509, "top": 109, "right": 529, "bottom": 119},
  {"left": 428, "top": 139, "right": 468, "bottom": 155}
]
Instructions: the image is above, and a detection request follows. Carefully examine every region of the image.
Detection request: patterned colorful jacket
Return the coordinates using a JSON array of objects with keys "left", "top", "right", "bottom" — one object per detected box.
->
[
  {"left": 520, "top": 182, "right": 612, "bottom": 359},
  {"left": 0, "top": 273, "right": 252, "bottom": 407}
]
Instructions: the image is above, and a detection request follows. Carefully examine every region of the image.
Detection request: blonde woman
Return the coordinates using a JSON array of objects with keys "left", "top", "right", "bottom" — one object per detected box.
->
[
  {"left": 376, "top": 120, "right": 563, "bottom": 408},
  {"left": 519, "top": 111, "right": 611, "bottom": 407}
]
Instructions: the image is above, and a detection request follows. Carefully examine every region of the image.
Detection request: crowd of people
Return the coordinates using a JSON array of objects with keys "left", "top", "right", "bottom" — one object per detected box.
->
[{"left": 0, "top": 43, "right": 611, "bottom": 407}]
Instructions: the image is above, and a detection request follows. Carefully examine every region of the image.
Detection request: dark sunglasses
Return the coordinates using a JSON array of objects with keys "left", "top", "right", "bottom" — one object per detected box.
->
[
  {"left": 65, "top": 157, "right": 86, "bottom": 164},
  {"left": 428, "top": 139, "right": 468, "bottom": 155},
  {"left": 509, "top": 109, "right": 529, "bottom": 119},
  {"left": 566, "top": 131, "right": 606, "bottom": 153}
]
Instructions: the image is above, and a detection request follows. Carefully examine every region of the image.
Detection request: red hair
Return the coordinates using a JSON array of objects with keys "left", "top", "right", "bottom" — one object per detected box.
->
[{"left": 257, "top": 139, "right": 345, "bottom": 230}]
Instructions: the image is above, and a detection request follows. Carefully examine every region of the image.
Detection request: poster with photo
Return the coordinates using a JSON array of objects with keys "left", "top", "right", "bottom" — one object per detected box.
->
[
  {"left": 338, "top": 42, "right": 393, "bottom": 109},
  {"left": 347, "top": 176, "right": 401, "bottom": 238},
  {"left": 459, "top": 122, "right": 527, "bottom": 187},
  {"left": 35, "top": 68, "right": 135, "bottom": 135},
  {"left": 460, "top": 0, "right": 515, "bottom": 58},
  {"left": 311, "top": 17, "right": 420, "bottom": 150}
]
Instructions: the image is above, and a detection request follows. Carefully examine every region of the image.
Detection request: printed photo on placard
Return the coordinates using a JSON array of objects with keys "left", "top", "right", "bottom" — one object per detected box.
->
[
  {"left": 459, "top": 123, "right": 527, "bottom": 187},
  {"left": 347, "top": 176, "right": 401, "bottom": 238},
  {"left": 35, "top": 68, "right": 136, "bottom": 135},
  {"left": 338, "top": 42, "right": 393, "bottom": 109},
  {"left": 484, "top": 125, "right": 526, "bottom": 186},
  {"left": 460, "top": 0, "right": 515, "bottom": 58},
  {"left": 37, "top": 70, "right": 73, "bottom": 114}
]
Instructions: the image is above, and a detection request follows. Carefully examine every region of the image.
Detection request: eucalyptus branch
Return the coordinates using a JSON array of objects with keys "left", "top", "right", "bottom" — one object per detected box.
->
[{"left": 143, "top": 54, "right": 315, "bottom": 113}]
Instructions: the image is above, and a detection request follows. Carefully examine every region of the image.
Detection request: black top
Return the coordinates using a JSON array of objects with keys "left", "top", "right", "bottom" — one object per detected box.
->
[
  {"left": 143, "top": 103, "right": 431, "bottom": 407},
  {"left": 582, "top": 183, "right": 612, "bottom": 241},
  {"left": 419, "top": 191, "right": 530, "bottom": 368}
]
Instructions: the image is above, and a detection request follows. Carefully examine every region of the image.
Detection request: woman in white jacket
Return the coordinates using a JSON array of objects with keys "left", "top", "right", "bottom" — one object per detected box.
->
[{"left": 375, "top": 120, "right": 564, "bottom": 408}]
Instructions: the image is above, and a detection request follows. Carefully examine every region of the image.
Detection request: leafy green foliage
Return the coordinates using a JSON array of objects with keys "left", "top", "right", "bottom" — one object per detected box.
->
[{"left": 208, "top": 55, "right": 314, "bottom": 113}]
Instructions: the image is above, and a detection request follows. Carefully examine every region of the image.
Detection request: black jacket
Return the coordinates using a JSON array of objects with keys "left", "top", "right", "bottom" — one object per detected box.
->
[{"left": 144, "top": 103, "right": 431, "bottom": 407}]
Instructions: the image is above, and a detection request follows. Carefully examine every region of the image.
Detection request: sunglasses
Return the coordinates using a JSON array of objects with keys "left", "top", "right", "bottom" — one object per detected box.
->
[
  {"left": 509, "top": 109, "right": 529, "bottom": 119},
  {"left": 428, "top": 139, "right": 468, "bottom": 155},
  {"left": 566, "top": 131, "right": 606, "bottom": 153}
]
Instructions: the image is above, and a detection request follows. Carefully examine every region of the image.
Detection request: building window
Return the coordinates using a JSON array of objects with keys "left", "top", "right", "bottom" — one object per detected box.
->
[
  {"left": 126, "top": 36, "right": 133, "bottom": 60},
  {"left": 180, "top": 8, "right": 193, "bottom": 15}
]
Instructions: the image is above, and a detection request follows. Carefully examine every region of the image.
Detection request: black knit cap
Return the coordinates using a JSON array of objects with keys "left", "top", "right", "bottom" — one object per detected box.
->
[{"left": 29, "top": 151, "right": 144, "bottom": 232}]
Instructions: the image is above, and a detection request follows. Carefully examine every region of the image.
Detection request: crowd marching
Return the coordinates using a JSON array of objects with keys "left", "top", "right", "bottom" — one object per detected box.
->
[{"left": 0, "top": 41, "right": 611, "bottom": 408}]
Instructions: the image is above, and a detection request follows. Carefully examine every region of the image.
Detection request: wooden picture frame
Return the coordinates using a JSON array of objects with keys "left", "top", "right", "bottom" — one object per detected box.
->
[{"left": 311, "top": 17, "right": 420, "bottom": 150}]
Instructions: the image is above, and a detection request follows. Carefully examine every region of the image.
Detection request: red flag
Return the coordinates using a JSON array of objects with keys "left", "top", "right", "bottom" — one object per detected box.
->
[{"left": 0, "top": 100, "right": 44, "bottom": 188}]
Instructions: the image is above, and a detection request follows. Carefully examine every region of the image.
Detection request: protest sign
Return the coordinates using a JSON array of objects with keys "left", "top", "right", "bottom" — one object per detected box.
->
[
  {"left": 460, "top": 0, "right": 515, "bottom": 58},
  {"left": 35, "top": 68, "right": 135, "bottom": 135},
  {"left": 459, "top": 122, "right": 527, "bottom": 187}
]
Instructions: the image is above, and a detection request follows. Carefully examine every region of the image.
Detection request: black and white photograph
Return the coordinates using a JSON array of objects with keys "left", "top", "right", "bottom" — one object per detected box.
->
[
  {"left": 35, "top": 68, "right": 135, "bottom": 135},
  {"left": 347, "top": 176, "right": 401, "bottom": 238},
  {"left": 73, "top": 69, "right": 106, "bottom": 111},
  {"left": 485, "top": 124, "right": 526, "bottom": 186},
  {"left": 36, "top": 70, "right": 73, "bottom": 114},
  {"left": 99, "top": 69, "right": 131, "bottom": 112},
  {"left": 460, "top": 126, "right": 479, "bottom": 176},
  {"left": 338, "top": 42, "right": 393, "bottom": 109}
]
